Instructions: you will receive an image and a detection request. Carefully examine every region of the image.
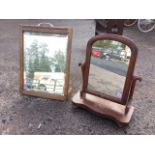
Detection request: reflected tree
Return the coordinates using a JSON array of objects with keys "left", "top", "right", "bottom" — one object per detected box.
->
[
  {"left": 53, "top": 50, "right": 66, "bottom": 72},
  {"left": 25, "top": 40, "right": 39, "bottom": 81},
  {"left": 24, "top": 40, "right": 66, "bottom": 89},
  {"left": 25, "top": 40, "right": 52, "bottom": 85},
  {"left": 39, "top": 43, "right": 51, "bottom": 72}
]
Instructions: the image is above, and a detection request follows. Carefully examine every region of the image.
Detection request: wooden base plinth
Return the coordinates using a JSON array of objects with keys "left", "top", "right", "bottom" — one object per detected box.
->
[{"left": 72, "top": 91, "right": 134, "bottom": 127}]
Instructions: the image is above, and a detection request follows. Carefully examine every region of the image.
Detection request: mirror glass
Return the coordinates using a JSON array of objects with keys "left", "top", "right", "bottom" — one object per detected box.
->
[
  {"left": 88, "top": 39, "right": 131, "bottom": 99},
  {"left": 23, "top": 32, "right": 68, "bottom": 96}
]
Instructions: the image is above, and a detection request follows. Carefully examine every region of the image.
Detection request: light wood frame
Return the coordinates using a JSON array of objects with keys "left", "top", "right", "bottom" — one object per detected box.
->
[{"left": 19, "top": 25, "right": 73, "bottom": 100}]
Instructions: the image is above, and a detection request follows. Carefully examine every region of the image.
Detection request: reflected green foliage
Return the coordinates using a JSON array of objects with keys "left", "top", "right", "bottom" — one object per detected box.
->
[
  {"left": 25, "top": 40, "right": 51, "bottom": 81},
  {"left": 53, "top": 50, "right": 66, "bottom": 72},
  {"left": 24, "top": 40, "right": 66, "bottom": 87},
  {"left": 93, "top": 40, "right": 125, "bottom": 49}
]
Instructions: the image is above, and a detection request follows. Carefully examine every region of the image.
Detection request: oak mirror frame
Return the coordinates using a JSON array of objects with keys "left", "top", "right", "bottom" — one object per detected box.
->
[
  {"left": 81, "top": 33, "right": 139, "bottom": 105},
  {"left": 19, "top": 25, "right": 73, "bottom": 100}
]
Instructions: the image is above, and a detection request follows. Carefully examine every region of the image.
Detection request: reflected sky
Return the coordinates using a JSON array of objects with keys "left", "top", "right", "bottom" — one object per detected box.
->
[{"left": 24, "top": 32, "right": 68, "bottom": 57}]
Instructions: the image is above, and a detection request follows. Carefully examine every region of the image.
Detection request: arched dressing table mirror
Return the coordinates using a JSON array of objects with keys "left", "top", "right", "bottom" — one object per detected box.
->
[{"left": 72, "top": 33, "right": 142, "bottom": 127}]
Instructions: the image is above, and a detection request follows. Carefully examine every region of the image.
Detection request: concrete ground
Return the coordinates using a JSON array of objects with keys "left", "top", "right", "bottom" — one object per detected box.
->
[{"left": 0, "top": 19, "right": 155, "bottom": 134}]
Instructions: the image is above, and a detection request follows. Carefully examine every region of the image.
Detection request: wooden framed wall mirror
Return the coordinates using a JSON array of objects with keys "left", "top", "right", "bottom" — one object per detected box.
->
[
  {"left": 20, "top": 24, "right": 73, "bottom": 100},
  {"left": 72, "top": 33, "right": 142, "bottom": 127}
]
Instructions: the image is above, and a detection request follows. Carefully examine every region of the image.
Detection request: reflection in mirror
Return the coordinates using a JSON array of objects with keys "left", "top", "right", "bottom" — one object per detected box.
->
[
  {"left": 23, "top": 32, "right": 68, "bottom": 96},
  {"left": 88, "top": 40, "right": 131, "bottom": 99}
]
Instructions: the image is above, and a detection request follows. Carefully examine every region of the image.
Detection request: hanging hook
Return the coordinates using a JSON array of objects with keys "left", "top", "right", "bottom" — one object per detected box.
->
[{"left": 37, "top": 23, "right": 54, "bottom": 27}]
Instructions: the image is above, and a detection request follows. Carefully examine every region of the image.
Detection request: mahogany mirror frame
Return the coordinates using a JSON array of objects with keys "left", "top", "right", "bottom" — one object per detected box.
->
[
  {"left": 19, "top": 25, "right": 73, "bottom": 100},
  {"left": 72, "top": 33, "right": 142, "bottom": 126},
  {"left": 80, "top": 33, "right": 141, "bottom": 105}
]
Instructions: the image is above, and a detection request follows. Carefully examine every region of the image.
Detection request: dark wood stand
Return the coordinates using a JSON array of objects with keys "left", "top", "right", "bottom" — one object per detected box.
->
[
  {"left": 72, "top": 91, "right": 134, "bottom": 127},
  {"left": 72, "top": 62, "right": 141, "bottom": 127}
]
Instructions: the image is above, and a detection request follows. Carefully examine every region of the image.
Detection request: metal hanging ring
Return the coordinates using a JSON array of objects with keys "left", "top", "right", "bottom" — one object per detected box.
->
[{"left": 37, "top": 23, "right": 54, "bottom": 27}]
